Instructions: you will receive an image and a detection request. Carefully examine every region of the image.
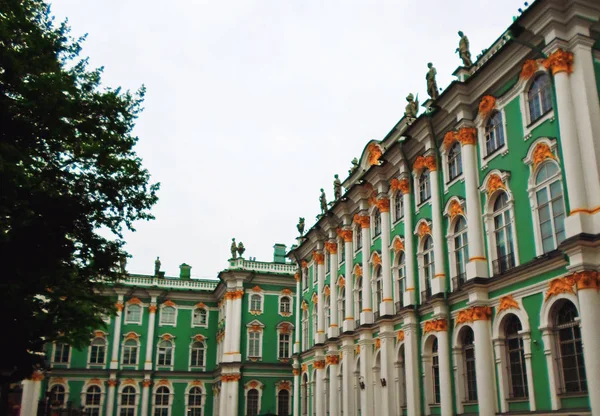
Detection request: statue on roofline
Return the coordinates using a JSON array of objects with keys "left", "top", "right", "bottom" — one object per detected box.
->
[
  {"left": 333, "top": 174, "right": 342, "bottom": 200},
  {"left": 426, "top": 62, "right": 439, "bottom": 100},
  {"left": 237, "top": 241, "right": 245, "bottom": 257},
  {"left": 154, "top": 256, "right": 161, "bottom": 276},
  {"left": 349, "top": 158, "right": 359, "bottom": 176},
  {"left": 319, "top": 188, "right": 328, "bottom": 214},
  {"left": 456, "top": 31, "right": 473, "bottom": 67},
  {"left": 404, "top": 93, "right": 419, "bottom": 119},
  {"left": 230, "top": 238, "right": 237, "bottom": 259},
  {"left": 297, "top": 217, "right": 305, "bottom": 236}
]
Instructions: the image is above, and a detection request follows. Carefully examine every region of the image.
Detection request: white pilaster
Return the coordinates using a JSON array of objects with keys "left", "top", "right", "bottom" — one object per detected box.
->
[
  {"left": 315, "top": 249, "right": 326, "bottom": 344},
  {"left": 20, "top": 373, "right": 43, "bottom": 416},
  {"left": 473, "top": 319, "right": 497, "bottom": 416},
  {"left": 295, "top": 273, "right": 301, "bottom": 354},
  {"left": 219, "top": 380, "right": 229, "bottom": 415},
  {"left": 326, "top": 349, "right": 340, "bottom": 416},
  {"left": 110, "top": 295, "right": 124, "bottom": 370},
  {"left": 379, "top": 325, "right": 397, "bottom": 416},
  {"left": 436, "top": 329, "right": 453, "bottom": 416},
  {"left": 144, "top": 297, "right": 157, "bottom": 370},
  {"left": 341, "top": 339, "right": 355, "bottom": 416},
  {"left": 358, "top": 216, "right": 373, "bottom": 324},
  {"left": 223, "top": 294, "right": 234, "bottom": 356},
  {"left": 577, "top": 281, "right": 600, "bottom": 415},
  {"left": 522, "top": 332, "right": 536, "bottom": 411},
  {"left": 230, "top": 293, "right": 243, "bottom": 361},
  {"left": 293, "top": 359, "right": 300, "bottom": 416},
  {"left": 429, "top": 165, "right": 446, "bottom": 294},
  {"left": 343, "top": 232, "right": 355, "bottom": 332},
  {"left": 140, "top": 379, "right": 151, "bottom": 416},
  {"left": 315, "top": 351, "right": 326, "bottom": 416},
  {"left": 105, "top": 376, "right": 117, "bottom": 416},
  {"left": 328, "top": 243, "right": 339, "bottom": 338},
  {"left": 379, "top": 202, "right": 394, "bottom": 316},
  {"left": 359, "top": 335, "right": 374, "bottom": 416},
  {"left": 402, "top": 182, "right": 417, "bottom": 307},
  {"left": 403, "top": 315, "right": 421, "bottom": 416}
]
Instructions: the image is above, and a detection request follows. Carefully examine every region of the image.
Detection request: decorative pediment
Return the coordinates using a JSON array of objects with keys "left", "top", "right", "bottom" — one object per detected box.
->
[
  {"left": 277, "top": 322, "right": 294, "bottom": 334},
  {"left": 415, "top": 219, "right": 432, "bottom": 238},
  {"left": 392, "top": 237, "right": 404, "bottom": 253},
  {"left": 127, "top": 297, "right": 142, "bottom": 305},
  {"left": 246, "top": 319, "right": 265, "bottom": 332},
  {"left": 480, "top": 170, "right": 511, "bottom": 198},
  {"left": 162, "top": 300, "right": 177, "bottom": 307},
  {"left": 353, "top": 264, "right": 363, "bottom": 277},
  {"left": 192, "top": 334, "right": 205, "bottom": 342},
  {"left": 337, "top": 276, "right": 345, "bottom": 288},
  {"left": 195, "top": 302, "right": 206, "bottom": 309},
  {"left": 371, "top": 251, "right": 382, "bottom": 268},
  {"left": 122, "top": 378, "right": 137, "bottom": 386},
  {"left": 444, "top": 197, "right": 465, "bottom": 220},
  {"left": 281, "top": 288, "right": 292, "bottom": 296},
  {"left": 123, "top": 332, "right": 140, "bottom": 341},
  {"left": 93, "top": 330, "right": 108, "bottom": 339},
  {"left": 324, "top": 285, "right": 331, "bottom": 296},
  {"left": 311, "top": 292, "right": 318, "bottom": 304},
  {"left": 160, "top": 333, "right": 175, "bottom": 341},
  {"left": 251, "top": 285, "right": 262, "bottom": 293},
  {"left": 301, "top": 300, "right": 309, "bottom": 311},
  {"left": 478, "top": 95, "right": 496, "bottom": 118}
]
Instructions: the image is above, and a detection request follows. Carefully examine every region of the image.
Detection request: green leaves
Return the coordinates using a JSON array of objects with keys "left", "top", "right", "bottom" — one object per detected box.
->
[{"left": 0, "top": 0, "right": 159, "bottom": 382}]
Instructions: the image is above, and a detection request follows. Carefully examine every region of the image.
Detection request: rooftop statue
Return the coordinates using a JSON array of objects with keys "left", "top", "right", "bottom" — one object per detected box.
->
[
  {"left": 426, "top": 62, "right": 439, "bottom": 100},
  {"left": 349, "top": 158, "right": 359, "bottom": 175},
  {"left": 404, "top": 93, "right": 419, "bottom": 119},
  {"left": 297, "top": 217, "right": 305, "bottom": 236},
  {"left": 237, "top": 241, "right": 245, "bottom": 257},
  {"left": 154, "top": 256, "right": 161, "bottom": 276},
  {"left": 230, "top": 238, "right": 237, "bottom": 259},
  {"left": 319, "top": 188, "right": 328, "bottom": 214},
  {"left": 119, "top": 254, "right": 127, "bottom": 274},
  {"left": 333, "top": 174, "right": 342, "bottom": 200},
  {"left": 456, "top": 31, "right": 473, "bottom": 67}
]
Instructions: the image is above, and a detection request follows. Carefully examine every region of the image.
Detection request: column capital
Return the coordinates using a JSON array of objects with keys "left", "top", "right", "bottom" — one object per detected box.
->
[
  {"left": 456, "top": 306, "right": 492, "bottom": 324},
  {"left": 324, "top": 241, "right": 338, "bottom": 254},
  {"left": 423, "top": 318, "right": 448, "bottom": 333},
  {"left": 413, "top": 154, "right": 437, "bottom": 173},
  {"left": 148, "top": 305, "right": 157, "bottom": 313},
  {"left": 391, "top": 178, "right": 410, "bottom": 194},
  {"left": 312, "top": 250, "right": 325, "bottom": 265},
  {"left": 376, "top": 197, "right": 390, "bottom": 213},
  {"left": 353, "top": 214, "right": 370, "bottom": 228},
  {"left": 336, "top": 227, "right": 353, "bottom": 242},
  {"left": 544, "top": 48, "right": 574, "bottom": 75},
  {"left": 325, "top": 355, "right": 340, "bottom": 365},
  {"left": 457, "top": 127, "right": 477, "bottom": 146},
  {"left": 115, "top": 302, "right": 124, "bottom": 312}
]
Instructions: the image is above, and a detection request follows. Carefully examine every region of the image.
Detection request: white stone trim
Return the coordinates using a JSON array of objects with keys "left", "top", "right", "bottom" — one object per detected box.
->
[
  {"left": 121, "top": 333, "right": 141, "bottom": 367},
  {"left": 124, "top": 303, "right": 144, "bottom": 325},
  {"left": 440, "top": 141, "right": 465, "bottom": 193},
  {"left": 246, "top": 319, "right": 265, "bottom": 360},
  {"left": 244, "top": 380, "right": 264, "bottom": 416},
  {"left": 278, "top": 292, "right": 294, "bottom": 318},
  {"left": 80, "top": 379, "right": 106, "bottom": 414},
  {"left": 47, "top": 379, "right": 70, "bottom": 407},
  {"left": 155, "top": 334, "right": 176, "bottom": 370},
  {"left": 188, "top": 339, "right": 207, "bottom": 370},
  {"left": 475, "top": 101, "right": 510, "bottom": 169},
  {"left": 158, "top": 304, "right": 178, "bottom": 327},
  {"left": 86, "top": 333, "right": 108, "bottom": 369},
  {"left": 152, "top": 382, "right": 174, "bottom": 416},
  {"left": 517, "top": 66, "right": 555, "bottom": 139},
  {"left": 185, "top": 383, "right": 207, "bottom": 415},
  {"left": 248, "top": 291, "right": 265, "bottom": 316},
  {"left": 117, "top": 382, "right": 140, "bottom": 416},
  {"left": 191, "top": 305, "right": 209, "bottom": 328}
]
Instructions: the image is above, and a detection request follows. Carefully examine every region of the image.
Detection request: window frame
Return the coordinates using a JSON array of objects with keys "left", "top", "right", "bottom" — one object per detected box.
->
[
  {"left": 83, "top": 385, "right": 103, "bottom": 415},
  {"left": 279, "top": 295, "right": 292, "bottom": 317},
  {"left": 192, "top": 307, "right": 208, "bottom": 328},
  {"left": 152, "top": 385, "right": 172, "bottom": 416},
  {"left": 122, "top": 337, "right": 140, "bottom": 366},
  {"left": 48, "top": 383, "right": 68, "bottom": 408},
  {"left": 186, "top": 386, "right": 205, "bottom": 416},
  {"left": 52, "top": 343, "right": 71, "bottom": 366},
  {"left": 159, "top": 305, "right": 177, "bottom": 327},
  {"left": 247, "top": 320, "right": 264, "bottom": 360},
  {"left": 156, "top": 338, "right": 175, "bottom": 368},
  {"left": 88, "top": 336, "right": 107, "bottom": 367},
  {"left": 393, "top": 191, "right": 404, "bottom": 224},
  {"left": 118, "top": 385, "right": 138, "bottom": 416},
  {"left": 249, "top": 293, "right": 264, "bottom": 315},
  {"left": 519, "top": 68, "right": 554, "bottom": 136},
  {"left": 124, "top": 303, "right": 143, "bottom": 325},
  {"left": 190, "top": 341, "right": 206, "bottom": 369}
]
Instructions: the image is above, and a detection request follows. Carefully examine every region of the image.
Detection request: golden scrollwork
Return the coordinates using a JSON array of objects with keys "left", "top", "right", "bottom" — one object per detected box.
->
[
  {"left": 443, "top": 131, "right": 458, "bottom": 150},
  {"left": 368, "top": 192, "right": 378, "bottom": 207},
  {"left": 122, "top": 378, "right": 136, "bottom": 386},
  {"left": 455, "top": 306, "right": 492, "bottom": 324},
  {"left": 221, "top": 374, "right": 241, "bottom": 383},
  {"left": 251, "top": 285, "right": 262, "bottom": 293},
  {"left": 195, "top": 302, "right": 206, "bottom": 309},
  {"left": 301, "top": 363, "right": 308, "bottom": 373},
  {"left": 353, "top": 214, "right": 370, "bottom": 229},
  {"left": 396, "top": 330, "right": 405, "bottom": 342},
  {"left": 248, "top": 381, "right": 259, "bottom": 388},
  {"left": 374, "top": 338, "right": 381, "bottom": 349},
  {"left": 313, "top": 360, "right": 326, "bottom": 369},
  {"left": 324, "top": 241, "right": 338, "bottom": 254},
  {"left": 355, "top": 345, "right": 360, "bottom": 354},
  {"left": 301, "top": 301, "right": 308, "bottom": 311},
  {"left": 127, "top": 297, "right": 142, "bottom": 305},
  {"left": 372, "top": 252, "right": 382, "bottom": 268},
  {"left": 415, "top": 155, "right": 437, "bottom": 171},
  {"left": 338, "top": 276, "right": 345, "bottom": 288},
  {"left": 532, "top": 142, "right": 557, "bottom": 170},
  {"left": 124, "top": 332, "right": 139, "bottom": 340},
  {"left": 478, "top": 95, "right": 496, "bottom": 118},
  {"left": 336, "top": 228, "right": 353, "bottom": 242},
  {"left": 312, "top": 251, "right": 325, "bottom": 265},
  {"left": 312, "top": 292, "right": 318, "bottom": 304},
  {"left": 390, "top": 178, "right": 401, "bottom": 192},
  {"left": 458, "top": 127, "right": 477, "bottom": 146},
  {"left": 367, "top": 143, "right": 383, "bottom": 166},
  {"left": 448, "top": 200, "right": 464, "bottom": 220},
  {"left": 142, "top": 379, "right": 152, "bottom": 387},
  {"left": 423, "top": 318, "right": 448, "bottom": 333},
  {"left": 393, "top": 238, "right": 404, "bottom": 253},
  {"left": 292, "top": 368, "right": 300, "bottom": 376},
  {"left": 107, "top": 379, "right": 118, "bottom": 387},
  {"left": 191, "top": 380, "right": 203, "bottom": 387},
  {"left": 543, "top": 49, "right": 574, "bottom": 75},
  {"left": 194, "top": 334, "right": 205, "bottom": 342},
  {"left": 398, "top": 179, "right": 410, "bottom": 195},
  {"left": 279, "top": 381, "right": 292, "bottom": 391},
  {"left": 417, "top": 222, "right": 432, "bottom": 238},
  {"left": 486, "top": 173, "right": 506, "bottom": 197},
  {"left": 325, "top": 355, "right": 340, "bottom": 365},
  {"left": 324, "top": 286, "right": 331, "bottom": 297},
  {"left": 161, "top": 333, "right": 173, "bottom": 341},
  {"left": 115, "top": 302, "right": 124, "bottom": 312},
  {"left": 31, "top": 371, "right": 45, "bottom": 381},
  {"left": 294, "top": 272, "right": 300, "bottom": 282},
  {"left": 520, "top": 59, "right": 538, "bottom": 80},
  {"left": 148, "top": 305, "right": 157, "bottom": 313},
  {"left": 376, "top": 198, "right": 390, "bottom": 213},
  {"left": 281, "top": 288, "right": 292, "bottom": 295},
  {"left": 497, "top": 295, "right": 520, "bottom": 313},
  {"left": 163, "top": 300, "right": 176, "bottom": 307},
  {"left": 353, "top": 264, "right": 363, "bottom": 277},
  {"left": 572, "top": 270, "right": 600, "bottom": 291},
  {"left": 301, "top": 260, "right": 308, "bottom": 269},
  {"left": 544, "top": 275, "right": 576, "bottom": 300}
]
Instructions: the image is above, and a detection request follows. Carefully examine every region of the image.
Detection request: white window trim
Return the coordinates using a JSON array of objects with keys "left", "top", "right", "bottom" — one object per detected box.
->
[
  {"left": 480, "top": 170, "right": 520, "bottom": 276},
  {"left": 152, "top": 384, "right": 174, "bottom": 416},
  {"left": 47, "top": 381, "right": 70, "bottom": 408},
  {"left": 338, "top": 237, "right": 345, "bottom": 265},
  {"left": 443, "top": 197, "right": 468, "bottom": 292},
  {"left": 189, "top": 340, "right": 207, "bottom": 370},
  {"left": 185, "top": 384, "right": 207, "bottom": 415},
  {"left": 391, "top": 191, "right": 405, "bottom": 224},
  {"left": 278, "top": 294, "right": 294, "bottom": 317},
  {"left": 117, "top": 384, "right": 140, "bottom": 416},
  {"left": 523, "top": 138, "right": 563, "bottom": 257},
  {"left": 476, "top": 105, "right": 510, "bottom": 170},
  {"left": 156, "top": 335, "right": 176, "bottom": 370},
  {"left": 420, "top": 334, "right": 437, "bottom": 414},
  {"left": 354, "top": 225, "right": 362, "bottom": 253},
  {"left": 392, "top": 245, "right": 406, "bottom": 303},
  {"left": 518, "top": 66, "right": 555, "bottom": 139},
  {"left": 121, "top": 334, "right": 141, "bottom": 367},
  {"left": 158, "top": 304, "right": 178, "bottom": 327},
  {"left": 413, "top": 169, "right": 433, "bottom": 212},
  {"left": 87, "top": 334, "right": 108, "bottom": 369},
  {"left": 124, "top": 303, "right": 143, "bottom": 325},
  {"left": 337, "top": 283, "right": 346, "bottom": 330},
  {"left": 414, "top": 219, "right": 433, "bottom": 302},
  {"left": 248, "top": 292, "right": 265, "bottom": 315},
  {"left": 80, "top": 381, "right": 105, "bottom": 414},
  {"left": 191, "top": 306, "right": 209, "bottom": 328},
  {"left": 370, "top": 206, "right": 382, "bottom": 242},
  {"left": 276, "top": 386, "right": 293, "bottom": 416},
  {"left": 440, "top": 142, "right": 465, "bottom": 193},
  {"left": 276, "top": 322, "right": 294, "bottom": 360},
  {"left": 246, "top": 320, "right": 265, "bottom": 360},
  {"left": 51, "top": 342, "right": 72, "bottom": 368},
  {"left": 244, "top": 381, "right": 264, "bottom": 416}
]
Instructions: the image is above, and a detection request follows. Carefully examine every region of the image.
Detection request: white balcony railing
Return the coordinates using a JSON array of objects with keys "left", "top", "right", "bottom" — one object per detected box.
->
[
  {"left": 228, "top": 258, "right": 296, "bottom": 275},
  {"left": 121, "top": 275, "right": 218, "bottom": 291}
]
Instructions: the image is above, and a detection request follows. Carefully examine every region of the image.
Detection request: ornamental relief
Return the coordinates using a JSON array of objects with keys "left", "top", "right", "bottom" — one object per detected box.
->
[
  {"left": 367, "top": 143, "right": 383, "bottom": 166},
  {"left": 336, "top": 228, "right": 353, "bottom": 242},
  {"left": 497, "top": 295, "right": 520, "bottom": 313},
  {"left": 531, "top": 142, "right": 557, "bottom": 170},
  {"left": 455, "top": 306, "right": 492, "bottom": 325},
  {"left": 478, "top": 95, "right": 496, "bottom": 118},
  {"left": 423, "top": 319, "right": 448, "bottom": 333}
]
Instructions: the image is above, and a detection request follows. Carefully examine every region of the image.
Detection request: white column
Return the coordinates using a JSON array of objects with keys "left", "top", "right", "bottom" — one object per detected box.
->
[
  {"left": 328, "top": 243, "right": 339, "bottom": 338},
  {"left": 230, "top": 293, "right": 243, "bottom": 361},
  {"left": 359, "top": 336, "right": 374, "bottom": 416},
  {"left": 459, "top": 130, "right": 488, "bottom": 279},
  {"left": 521, "top": 332, "right": 536, "bottom": 411},
  {"left": 342, "top": 229, "right": 355, "bottom": 332},
  {"left": 315, "top": 354, "right": 325, "bottom": 416},
  {"left": 403, "top": 315, "right": 421, "bottom": 416},
  {"left": 401, "top": 181, "right": 417, "bottom": 307},
  {"left": 105, "top": 377, "right": 117, "bottom": 416},
  {"left": 379, "top": 326, "right": 397, "bottom": 416},
  {"left": 295, "top": 272, "right": 301, "bottom": 354},
  {"left": 576, "top": 277, "right": 600, "bottom": 415},
  {"left": 547, "top": 48, "right": 590, "bottom": 237},
  {"left": 492, "top": 339, "right": 508, "bottom": 413},
  {"left": 223, "top": 295, "right": 234, "bottom": 355},
  {"left": 379, "top": 199, "right": 394, "bottom": 316},
  {"left": 327, "top": 354, "right": 340, "bottom": 416},
  {"left": 219, "top": 380, "right": 229, "bottom": 415},
  {"left": 473, "top": 318, "right": 497, "bottom": 416},
  {"left": 293, "top": 360, "right": 301, "bottom": 416},
  {"left": 230, "top": 377, "right": 240, "bottom": 415},
  {"left": 315, "top": 250, "right": 326, "bottom": 344},
  {"left": 20, "top": 372, "right": 43, "bottom": 416},
  {"left": 429, "top": 162, "right": 447, "bottom": 294},
  {"left": 436, "top": 328, "right": 453, "bottom": 416},
  {"left": 110, "top": 295, "right": 124, "bottom": 370},
  {"left": 356, "top": 215, "right": 373, "bottom": 324},
  {"left": 140, "top": 379, "right": 151, "bottom": 416},
  {"left": 144, "top": 297, "right": 157, "bottom": 370},
  {"left": 341, "top": 340, "right": 355, "bottom": 416}
]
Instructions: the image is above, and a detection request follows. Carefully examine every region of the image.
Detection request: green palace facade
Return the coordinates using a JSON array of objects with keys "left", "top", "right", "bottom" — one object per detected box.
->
[{"left": 20, "top": 0, "right": 600, "bottom": 415}]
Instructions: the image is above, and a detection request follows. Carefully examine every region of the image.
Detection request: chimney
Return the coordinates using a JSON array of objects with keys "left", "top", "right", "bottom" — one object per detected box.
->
[
  {"left": 273, "top": 244, "right": 287, "bottom": 264},
  {"left": 179, "top": 263, "right": 191, "bottom": 279}
]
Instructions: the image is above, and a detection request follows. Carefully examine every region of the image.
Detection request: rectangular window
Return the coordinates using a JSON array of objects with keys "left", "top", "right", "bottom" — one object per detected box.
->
[
  {"left": 54, "top": 344, "right": 70, "bottom": 363},
  {"left": 160, "top": 307, "right": 176, "bottom": 325},
  {"left": 279, "top": 333, "right": 291, "bottom": 358},
  {"left": 248, "top": 331, "right": 261, "bottom": 358},
  {"left": 125, "top": 305, "right": 142, "bottom": 324}
]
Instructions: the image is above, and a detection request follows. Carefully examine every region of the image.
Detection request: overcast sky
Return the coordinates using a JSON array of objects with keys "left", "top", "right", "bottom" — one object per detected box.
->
[{"left": 50, "top": 0, "right": 528, "bottom": 279}]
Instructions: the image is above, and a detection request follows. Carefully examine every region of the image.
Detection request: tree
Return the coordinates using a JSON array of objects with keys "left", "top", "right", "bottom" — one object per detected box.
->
[{"left": 0, "top": 0, "right": 159, "bottom": 392}]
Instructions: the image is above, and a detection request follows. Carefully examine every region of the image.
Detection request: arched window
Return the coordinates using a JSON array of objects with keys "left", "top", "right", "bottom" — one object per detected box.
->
[
  {"left": 120, "top": 386, "right": 136, "bottom": 416},
  {"left": 373, "top": 209, "right": 382, "bottom": 237},
  {"left": 157, "top": 340, "right": 173, "bottom": 366},
  {"left": 301, "top": 374, "right": 309, "bottom": 416},
  {"left": 338, "top": 286, "right": 345, "bottom": 327},
  {"left": 247, "top": 388, "right": 260, "bottom": 416},
  {"left": 422, "top": 236, "right": 434, "bottom": 299},
  {"left": 160, "top": 306, "right": 176, "bottom": 325},
  {"left": 324, "top": 295, "right": 331, "bottom": 328},
  {"left": 192, "top": 308, "right": 207, "bottom": 326},
  {"left": 50, "top": 385, "right": 66, "bottom": 406},
  {"left": 453, "top": 216, "right": 469, "bottom": 289},
  {"left": 187, "top": 387, "right": 203, "bottom": 416},
  {"left": 355, "top": 226, "right": 362, "bottom": 251},
  {"left": 419, "top": 170, "right": 431, "bottom": 203},
  {"left": 154, "top": 386, "right": 170, "bottom": 416},
  {"left": 535, "top": 162, "right": 565, "bottom": 253},
  {"left": 485, "top": 111, "right": 505, "bottom": 155},
  {"left": 397, "top": 344, "right": 407, "bottom": 409},
  {"left": 394, "top": 192, "right": 404, "bottom": 222},
  {"left": 554, "top": 301, "right": 587, "bottom": 394},
  {"left": 375, "top": 266, "right": 383, "bottom": 308},
  {"left": 125, "top": 304, "right": 142, "bottom": 324},
  {"left": 448, "top": 142, "right": 463, "bottom": 180},
  {"left": 89, "top": 337, "right": 106, "bottom": 365},
  {"left": 493, "top": 192, "right": 515, "bottom": 274},
  {"left": 431, "top": 339, "right": 440, "bottom": 404},
  {"left": 338, "top": 239, "right": 345, "bottom": 264},
  {"left": 302, "top": 310, "right": 308, "bottom": 351},
  {"left": 280, "top": 296, "right": 291, "bottom": 314},
  {"left": 397, "top": 252, "right": 406, "bottom": 311},
  {"left": 84, "top": 385, "right": 101, "bottom": 415},
  {"left": 326, "top": 251, "right": 330, "bottom": 273},
  {"left": 504, "top": 315, "right": 528, "bottom": 398},
  {"left": 355, "top": 276, "right": 363, "bottom": 316},
  {"left": 190, "top": 342, "right": 205, "bottom": 367},
  {"left": 250, "top": 294, "right": 262, "bottom": 312},
  {"left": 278, "top": 389, "right": 290, "bottom": 415},
  {"left": 311, "top": 308, "right": 317, "bottom": 346},
  {"left": 462, "top": 328, "right": 478, "bottom": 402},
  {"left": 122, "top": 339, "right": 138, "bottom": 365},
  {"left": 528, "top": 73, "right": 552, "bottom": 122}
]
